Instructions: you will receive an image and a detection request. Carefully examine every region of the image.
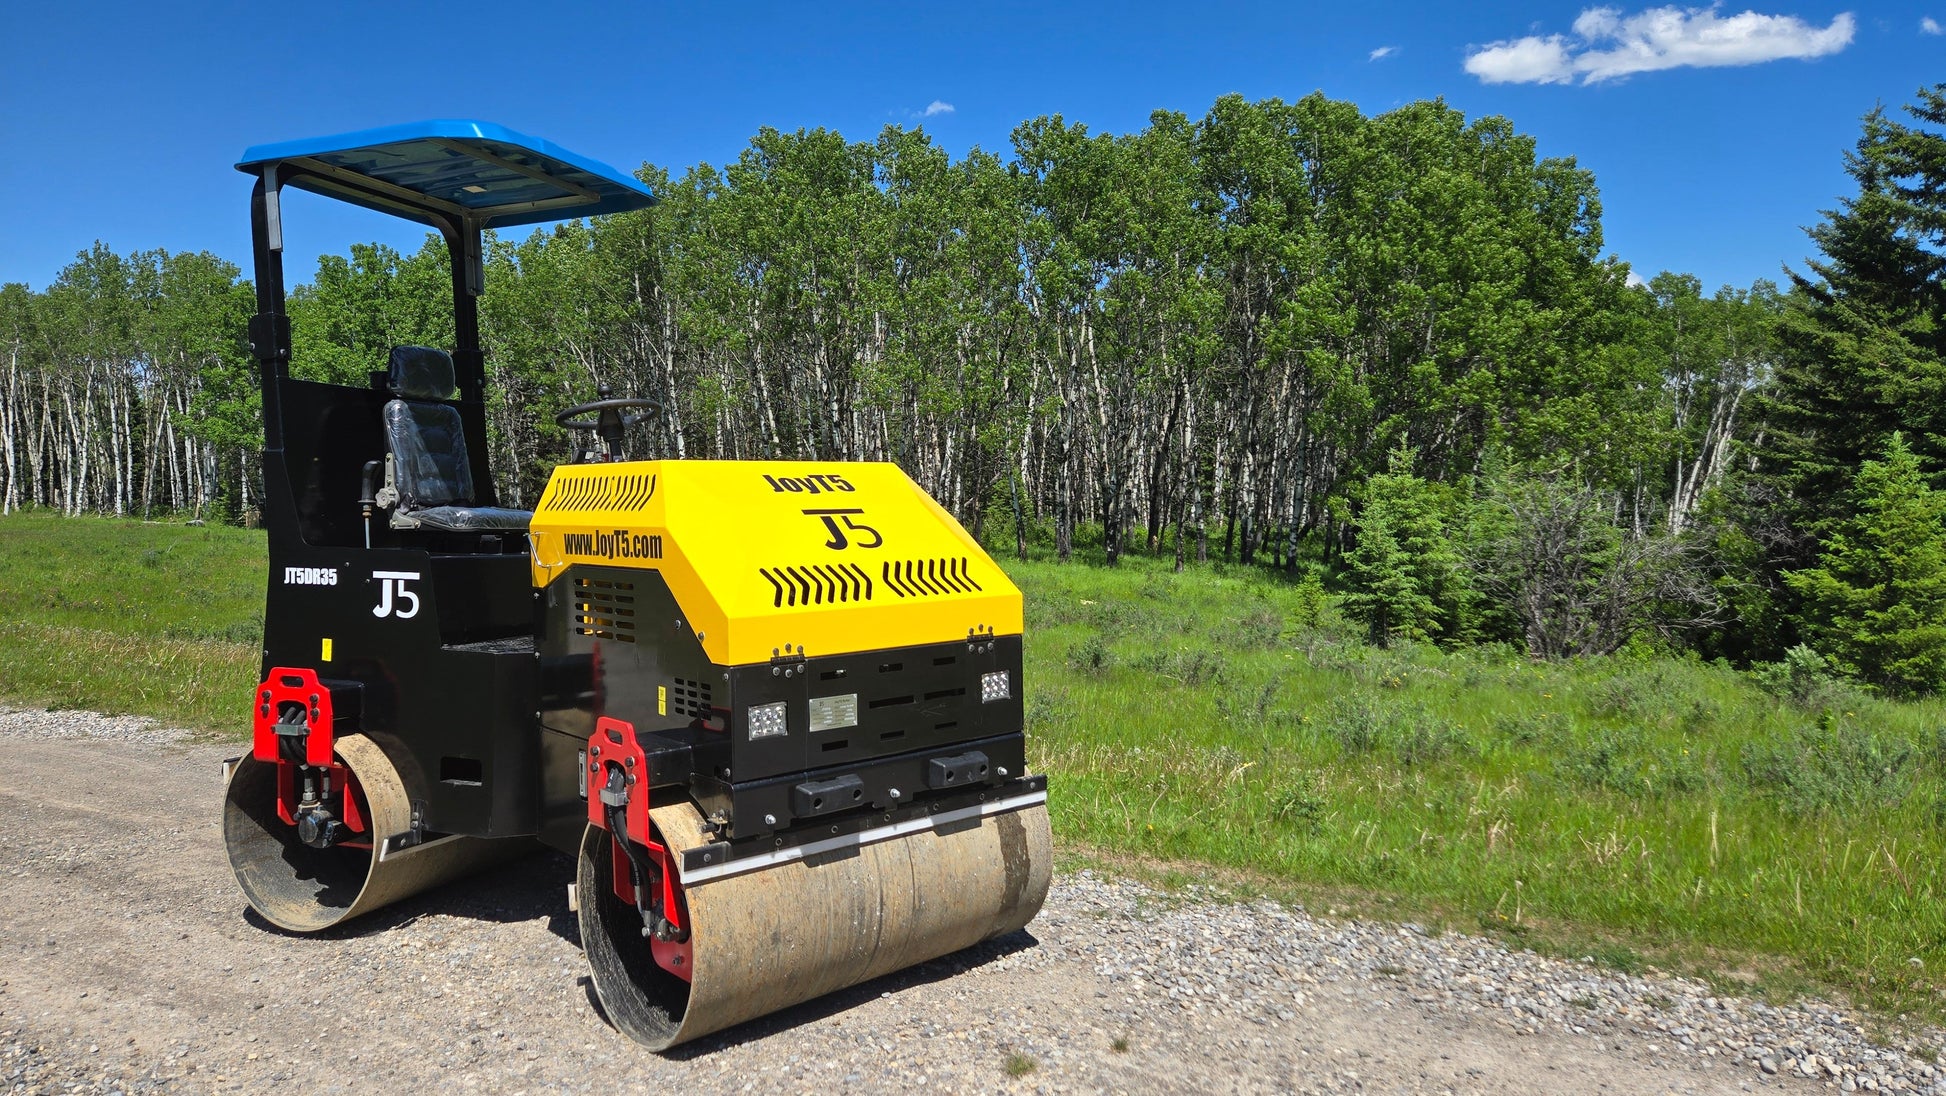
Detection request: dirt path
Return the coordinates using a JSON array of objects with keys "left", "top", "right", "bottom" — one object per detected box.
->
[{"left": 0, "top": 728, "right": 1826, "bottom": 1094}]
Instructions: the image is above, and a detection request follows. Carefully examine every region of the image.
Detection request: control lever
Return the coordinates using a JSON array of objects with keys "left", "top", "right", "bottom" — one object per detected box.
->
[{"left": 359, "top": 460, "right": 381, "bottom": 547}]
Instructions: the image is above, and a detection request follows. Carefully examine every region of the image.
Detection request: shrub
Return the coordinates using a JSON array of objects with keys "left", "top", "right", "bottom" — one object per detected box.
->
[
  {"left": 1750, "top": 644, "right": 1856, "bottom": 710},
  {"left": 1213, "top": 682, "right": 1278, "bottom": 730},
  {"left": 1493, "top": 708, "right": 1572, "bottom": 746},
  {"left": 1221, "top": 606, "right": 1286, "bottom": 649},
  {"left": 1741, "top": 722, "right": 1918, "bottom": 814},
  {"left": 1130, "top": 648, "right": 1229, "bottom": 686},
  {"left": 1321, "top": 696, "right": 1386, "bottom": 754},
  {"left": 1464, "top": 464, "right": 1721, "bottom": 659},
  {"left": 1066, "top": 635, "right": 1112, "bottom": 674},
  {"left": 1394, "top": 716, "right": 1471, "bottom": 767},
  {"left": 1314, "top": 695, "right": 1473, "bottom": 765},
  {"left": 1287, "top": 571, "right": 1330, "bottom": 631},
  {"left": 1557, "top": 729, "right": 1706, "bottom": 797},
  {"left": 1268, "top": 786, "right": 1325, "bottom": 828}
]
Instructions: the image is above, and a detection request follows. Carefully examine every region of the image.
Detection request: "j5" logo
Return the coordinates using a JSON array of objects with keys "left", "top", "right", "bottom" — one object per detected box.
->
[
  {"left": 372, "top": 570, "right": 422, "bottom": 619},
  {"left": 802, "top": 508, "right": 883, "bottom": 551}
]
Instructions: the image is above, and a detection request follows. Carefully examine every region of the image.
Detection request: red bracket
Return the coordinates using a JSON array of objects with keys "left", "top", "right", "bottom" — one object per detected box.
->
[
  {"left": 252, "top": 667, "right": 335, "bottom": 767},
  {"left": 586, "top": 717, "right": 692, "bottom": 980},
  {"left": 586, "top": 716, "right": 651, "bottom": 839},
  {"left": 251, "top": 667, "right": 366, "bottom": 842}
]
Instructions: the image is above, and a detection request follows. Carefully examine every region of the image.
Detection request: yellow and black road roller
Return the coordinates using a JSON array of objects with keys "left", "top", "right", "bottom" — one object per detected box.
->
[{"left": 220, "top": 121, "right": 1051, "bottom": 1049}]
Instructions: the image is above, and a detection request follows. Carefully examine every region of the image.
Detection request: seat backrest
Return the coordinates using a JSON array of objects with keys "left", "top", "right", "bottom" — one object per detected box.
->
[{"left": 382, "top": 346, "right": 474, "bottom": 510}]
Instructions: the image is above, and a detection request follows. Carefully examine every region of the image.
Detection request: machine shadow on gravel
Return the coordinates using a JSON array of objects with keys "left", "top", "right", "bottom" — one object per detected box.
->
[
  {"left": 644, "top": 928, "right": 1042, "bottom": 1059},
  {"left": 239, "top": 850, "right": 574, "bottom": 941}
]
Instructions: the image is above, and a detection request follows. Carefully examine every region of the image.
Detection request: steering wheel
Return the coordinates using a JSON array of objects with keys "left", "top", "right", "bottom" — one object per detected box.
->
[{"left": 555, "top": 384, "right": 661, "bottom": 461}]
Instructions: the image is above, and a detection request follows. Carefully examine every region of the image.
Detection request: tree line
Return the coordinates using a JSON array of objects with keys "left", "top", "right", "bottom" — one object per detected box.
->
[
  {"left": 0, "top": 247, "right": 255, "bottom": 518},
  {"left": 4, "top": 88, "right": 1944, "bottom": 689}
]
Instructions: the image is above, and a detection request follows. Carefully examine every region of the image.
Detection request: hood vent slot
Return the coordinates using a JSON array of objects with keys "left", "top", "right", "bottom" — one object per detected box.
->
[
  {"left": 882, "top": 557, "right": 981, "bottom": 598},
  {"left": 759, "top": 563, "right": 875, "bottom": 608},
  {"left": 539, "top": 472, "right": 657, "bottom": 512}
]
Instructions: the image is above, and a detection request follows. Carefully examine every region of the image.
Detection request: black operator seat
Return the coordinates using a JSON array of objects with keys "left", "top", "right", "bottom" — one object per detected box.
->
[{"left": 377, "top": 346, "right": 532, "bottom": 533}]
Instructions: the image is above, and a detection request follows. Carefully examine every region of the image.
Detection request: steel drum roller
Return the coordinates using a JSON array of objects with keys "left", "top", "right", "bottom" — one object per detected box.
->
[
  {"left": 579, "top": 799, "right": 1054, "bottom": 1050},
  {"left": 223, "top": 734, "right": 522, "bottom": 933}
]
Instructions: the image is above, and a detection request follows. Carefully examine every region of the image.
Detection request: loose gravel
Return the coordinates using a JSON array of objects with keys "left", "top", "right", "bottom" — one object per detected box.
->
[
  {"left": 1050, "top": 874, "right": 1946, "bottom": 1094},
  {"left": 4, "top": 703, "right": 1944, "bottom": 1094},
  {"left": 0, "top": 705, "right": 186, "bottom": 748}
]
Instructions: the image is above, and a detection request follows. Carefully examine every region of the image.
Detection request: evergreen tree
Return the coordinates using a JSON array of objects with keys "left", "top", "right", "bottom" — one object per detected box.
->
[
  {"left": 1344, "top": 447, "right": 1469, "bottom": 645},
  {"left": 1344, "top": 500, "right": 1429, "bottom": 646},
  {"left": 1767, "top": 87, "right": 1946, "bottom": 524},
  {"left": 1787, "top": 433, "right": 1946, "bottom": 696}
]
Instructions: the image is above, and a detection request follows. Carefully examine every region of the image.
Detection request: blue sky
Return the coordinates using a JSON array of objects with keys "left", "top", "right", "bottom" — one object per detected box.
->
[{"left": 0, "top": 1, "right": 1938, "bottom": 294}]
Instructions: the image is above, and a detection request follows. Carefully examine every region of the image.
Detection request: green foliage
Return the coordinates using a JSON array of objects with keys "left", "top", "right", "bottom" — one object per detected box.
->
[
  {"left": 1766, "top": 86, "right": 1946, "bottom": 527},
  {"left": 1344, "top": 447, "right": 1471, "bottom": 646},
  {"left": 1556, "top": 727, "right": 1707, "bottom": 797},
  {"left": 1788, "top": 434, "right": 1946, "bottom": 695},
  {"left": 1285, "top": 571, "right": 1330, "bottom": 632},
  {"left": 289, "top": 240, "right": 454, "bottom": 386},
  {"left": 154, "top": 251, "right": 260, "bottom": 453},
  {"left": 1066, "top": 634, "right": 1112, "bottom": 674},
  {"left": 2, "top": 246, "right": 259, "bottom": 520},
  {"left": 1644, "top": 273, "right": 1781, "bottom": 536},
  {"left": 1314, "top": 694, "right": 1472, "bottom": 766},
  {"left": 1682, "top": 477, "right": 1797, "bottom": 662}
]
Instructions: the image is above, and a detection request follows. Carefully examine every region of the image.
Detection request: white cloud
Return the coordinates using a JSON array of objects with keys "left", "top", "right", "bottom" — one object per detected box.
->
[
  {"left": 921, "top": 100, "right": 955, "bottom": 117},
  {"left": 1625, "top": 270, "right": 1649, "bottom": 288},
  {"left": 1369, "top": 45, "right": 1398, "bottom": 61},
  {"left": 1924, "top": 15, "right": 1943, "bottom": 33},
  {"left": 1465, "top": 34, "right": 1577, "bottom": 83},
  {"left": 1464, "top": 5, "right": 1856, "bottom": 86}
]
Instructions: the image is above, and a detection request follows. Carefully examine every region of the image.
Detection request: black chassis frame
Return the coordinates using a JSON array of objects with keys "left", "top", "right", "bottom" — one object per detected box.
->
[{"left": 247, "top": 167, "right": 540, "bottom": 842}]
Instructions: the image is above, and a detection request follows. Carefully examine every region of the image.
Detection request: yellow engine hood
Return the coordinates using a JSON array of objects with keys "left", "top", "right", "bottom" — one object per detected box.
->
[{"left": 528, "top": 460, "right": 1022, "bottom": 666}]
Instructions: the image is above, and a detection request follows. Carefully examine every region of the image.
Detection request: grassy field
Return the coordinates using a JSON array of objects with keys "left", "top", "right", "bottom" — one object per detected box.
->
[
  {"left": 4, "top": 510, "right": 1945, "bottom": 1025},
  {"left": 1027, "top": 558, "right": 1946, "bottom": 1026},
  {"left": 0, "top": 512, "right": 262, "bottom": 730}
]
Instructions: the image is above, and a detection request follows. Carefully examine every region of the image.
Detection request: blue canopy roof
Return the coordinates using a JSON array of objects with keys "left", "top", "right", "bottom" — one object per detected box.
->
[{"left": 237, "top": 120, "right": 656, "bottom": 230}]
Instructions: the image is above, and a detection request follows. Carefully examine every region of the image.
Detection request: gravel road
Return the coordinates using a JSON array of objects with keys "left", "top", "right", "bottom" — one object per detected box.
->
[{"left": 4, "top": 705, "right": 1944, "bottom": 1095}]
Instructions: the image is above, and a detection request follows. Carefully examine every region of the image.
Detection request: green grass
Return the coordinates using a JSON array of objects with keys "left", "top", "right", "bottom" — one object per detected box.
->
[
  {"left": 1020, "top": 553, "right": 1946, "bottom": 1024},
  {"left": 4, "top": 510, "right": 1945, "bottom": 1026},
  {"left": 0, "top": 510, "right": 264, "bottom": 732}
]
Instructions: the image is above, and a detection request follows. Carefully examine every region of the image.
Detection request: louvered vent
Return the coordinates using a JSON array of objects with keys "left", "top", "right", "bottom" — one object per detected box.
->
[
  {"left": 882, "top": 557, "right": 982, "bottom": 598},
  {"left": 759, "top": 562, "right": 876, "bottom": 608},
  {"left": 572, "top": 577, "right": 636, "bottom": 642},
  {"left": 671, "top": 677, "right": 714, "bottom": 719},
  {"left": 539, "top": 472, "right": 657, "bottom": 512}
]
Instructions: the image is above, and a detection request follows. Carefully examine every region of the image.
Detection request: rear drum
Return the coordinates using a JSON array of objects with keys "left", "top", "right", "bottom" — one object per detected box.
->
[{"left": 223, "top": 734, "right": 520, "bottom": 932}]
